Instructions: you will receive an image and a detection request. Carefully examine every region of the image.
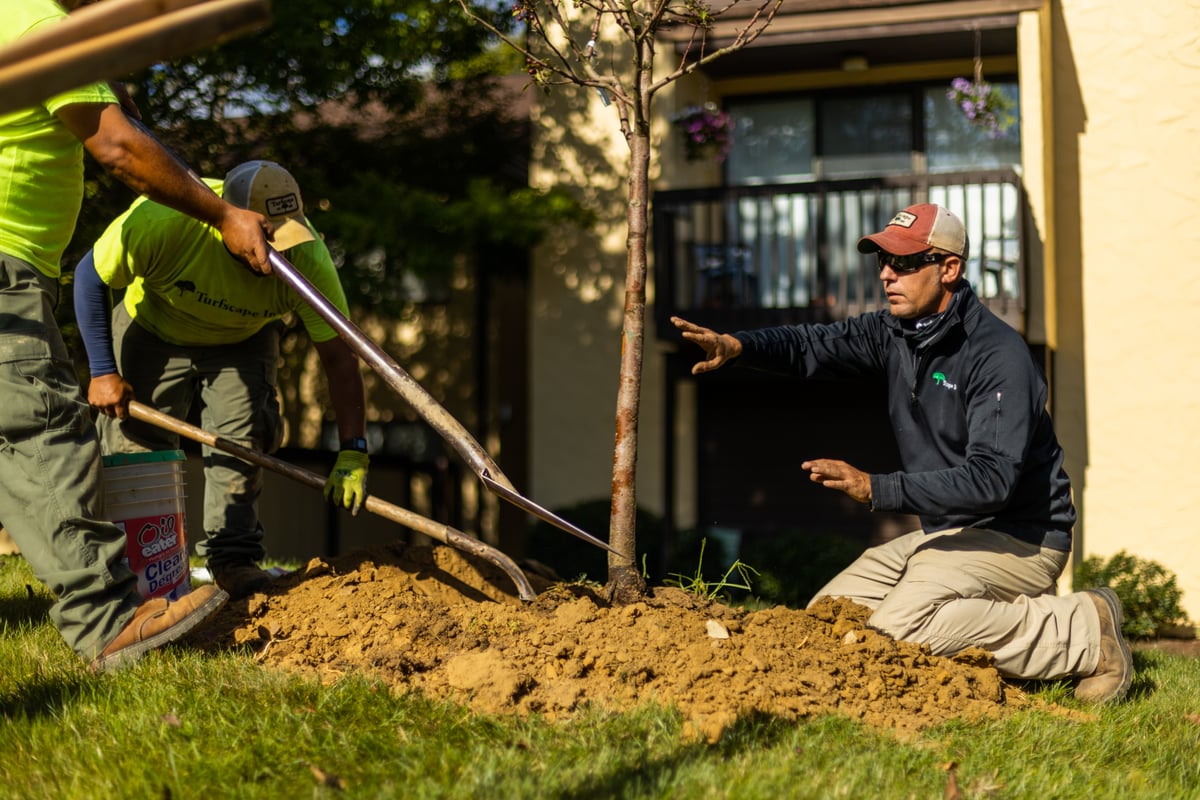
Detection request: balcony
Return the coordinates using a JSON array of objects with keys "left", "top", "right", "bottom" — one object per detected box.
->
[{"left": 652, "top": 169, "right": 1027, "bottom": 336}]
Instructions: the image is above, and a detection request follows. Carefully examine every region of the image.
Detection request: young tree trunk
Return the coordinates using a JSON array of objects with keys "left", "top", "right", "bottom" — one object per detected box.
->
[
  {"left": 454, "top": 1, "right": 780, "bottom": 600},
  {"left": 607, "top": 45, "right": 654, "bottom": 603}
]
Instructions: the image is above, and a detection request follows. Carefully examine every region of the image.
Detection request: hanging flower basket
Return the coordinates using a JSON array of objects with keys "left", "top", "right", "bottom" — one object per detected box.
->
[
  {"left": 672, "top": 103, "right": 734, "bottom": 162},
  {"left": 946, "top": 76, "right": 1015, "bottom": 139},
  {"left": 948, "top": 32, "right": 1015, "bottom": 140}
]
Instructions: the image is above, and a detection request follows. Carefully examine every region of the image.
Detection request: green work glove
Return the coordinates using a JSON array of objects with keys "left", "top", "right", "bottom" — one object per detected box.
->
[{"left": 324, "top": 450, "right": 369, "bottom": 515}]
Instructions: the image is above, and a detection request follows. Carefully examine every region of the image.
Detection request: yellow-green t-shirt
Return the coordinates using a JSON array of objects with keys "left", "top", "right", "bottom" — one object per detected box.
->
[
  {"left": 92, "top": 181, "right": 348, "bottom": 346},
  {"left": 0, "top": 0, "right": 117, "bottom": 277}
]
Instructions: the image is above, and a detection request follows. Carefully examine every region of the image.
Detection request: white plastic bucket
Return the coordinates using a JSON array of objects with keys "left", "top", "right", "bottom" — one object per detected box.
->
[{"left": 102, "top": 450, "right": 191, "bottom": 601}]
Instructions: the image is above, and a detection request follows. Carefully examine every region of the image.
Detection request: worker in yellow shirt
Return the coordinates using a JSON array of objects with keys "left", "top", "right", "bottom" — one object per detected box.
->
[
  {"left": 75, "top": 160, "right": 368, "bottom": 599},
  {"left": 1, "top": 0, "right": 274, "bottom": 670}
]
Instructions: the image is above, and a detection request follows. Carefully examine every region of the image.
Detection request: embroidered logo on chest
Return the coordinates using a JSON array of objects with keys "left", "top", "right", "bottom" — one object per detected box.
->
[{"left": 932, "top": 371, "right": 958, "bottom": 391}]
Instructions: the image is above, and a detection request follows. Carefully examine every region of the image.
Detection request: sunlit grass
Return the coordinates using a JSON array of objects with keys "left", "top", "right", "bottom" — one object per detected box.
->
[{"left": 2, "top": 554, "right": 1198, "bottom": 799}]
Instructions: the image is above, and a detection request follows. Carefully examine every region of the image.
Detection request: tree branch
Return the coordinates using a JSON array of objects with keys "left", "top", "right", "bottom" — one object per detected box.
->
[{"left": 651, "top": 0, "right": 782, "bottom": 93}]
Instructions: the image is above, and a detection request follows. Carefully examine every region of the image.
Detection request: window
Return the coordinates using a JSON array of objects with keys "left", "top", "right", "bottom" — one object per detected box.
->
[
  {"left": 726, "top": 97, "right": 815, "bottom": 185},
  {"left": 726, "top": 82, "right": 1020, "bottom": 185},
  {"left": 820, "top": 92, "right": 913, "bottom": 177},
  {"left": 698, "top": 84, "right": 1023, "bottom": 311}
]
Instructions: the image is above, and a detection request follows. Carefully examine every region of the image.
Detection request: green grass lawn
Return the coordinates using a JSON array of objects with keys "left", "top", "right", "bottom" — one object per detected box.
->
[{"left": 2, "top": 554, "right": 1199, "bottom": 799}]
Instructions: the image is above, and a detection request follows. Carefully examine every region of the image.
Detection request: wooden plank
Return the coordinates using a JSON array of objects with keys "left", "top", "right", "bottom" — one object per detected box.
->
[
  {"left": 0, "top": 0, "right": 216, "bottom": 68},
  {"left": 0, "top": 0, "right": 270, "bottom": 114}
]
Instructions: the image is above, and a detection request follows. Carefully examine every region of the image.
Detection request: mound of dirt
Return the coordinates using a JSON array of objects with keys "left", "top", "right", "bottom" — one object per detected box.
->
[{"left": 186, "top": 542, "right": 1031, "bottom": 742}]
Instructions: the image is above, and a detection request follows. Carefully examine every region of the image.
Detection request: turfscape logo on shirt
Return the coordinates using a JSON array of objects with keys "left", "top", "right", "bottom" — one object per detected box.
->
[
  {"left": 172, "top": 281, "right": 272, "bottom": 318},
  {"left": 932, "top": 371, "right": 958, "bottom": 391}
]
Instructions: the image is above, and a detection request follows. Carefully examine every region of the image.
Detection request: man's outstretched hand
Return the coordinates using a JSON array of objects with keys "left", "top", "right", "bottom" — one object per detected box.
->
[
  {"left": 802, "top": 459, "right": 872, "bottom": 505},
  {"left": 671, "top": 316, "right": 743, "bottom": 375}
]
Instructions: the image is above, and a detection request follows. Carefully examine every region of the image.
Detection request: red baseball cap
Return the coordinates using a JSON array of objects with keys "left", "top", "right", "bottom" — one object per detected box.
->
[{"left": 856, "top": 203, "right": 968, "bottom": 258}]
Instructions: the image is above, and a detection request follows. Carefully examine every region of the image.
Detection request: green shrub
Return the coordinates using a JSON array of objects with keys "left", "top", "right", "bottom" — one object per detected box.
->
[{"left": 1075, "top": 550, "right": 1188, "bottom": 638}]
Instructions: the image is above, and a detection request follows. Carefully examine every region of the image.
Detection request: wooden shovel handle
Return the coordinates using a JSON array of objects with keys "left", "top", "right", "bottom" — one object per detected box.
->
[
  {"left": 0, "top": 0, "right": 270, "bottom": 115},
  {"left": 0, "top": 0, "right": 220, "bottom": 67}
]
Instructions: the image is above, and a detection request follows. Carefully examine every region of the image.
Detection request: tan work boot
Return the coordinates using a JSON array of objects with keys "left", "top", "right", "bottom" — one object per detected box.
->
[
  {"left": 1075, "top": 587, "right": 1134, "bottom": 703},
  {"left": 211, "top": 561, "right": 273, "bottom": 600},
  {"left": 91, "top": 584, "right": 228, "bottom": 672}
]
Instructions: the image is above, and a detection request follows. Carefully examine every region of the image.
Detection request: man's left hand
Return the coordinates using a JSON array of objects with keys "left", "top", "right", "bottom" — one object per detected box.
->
[
  {"left": 87, "top": 372, "right": 135, "bottom": 419},
  {"left": 801, "top": 459, "right": 871, "bottom": 505},
  {"left": 324, "top": 450, "right": 369, "bottom": 515}
]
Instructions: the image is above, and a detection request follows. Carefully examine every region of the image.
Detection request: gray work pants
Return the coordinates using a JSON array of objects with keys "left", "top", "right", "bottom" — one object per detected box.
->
[
  {"left": 99, "top": 303, "right": 283, "bottom": 571},
  {"left": 809, "top": 527, "right": 1102, "bottom": 680},
  {"left": 0, "top": 255, "right": 139, "bottom": 659}
]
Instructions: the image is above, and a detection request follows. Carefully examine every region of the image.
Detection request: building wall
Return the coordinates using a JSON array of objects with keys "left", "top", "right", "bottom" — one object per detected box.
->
[
  {"left": 1051, "top": 0, "right": 1200, "bottom": 621},
  {"left": 528, "top": 83, "right": 667, "bottom": 522}
]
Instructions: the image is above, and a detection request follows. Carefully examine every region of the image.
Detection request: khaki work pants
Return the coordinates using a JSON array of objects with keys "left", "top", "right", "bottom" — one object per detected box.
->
[
  {"left": 809, "top": 527, "right": 1102, "bottom": 680},
  {"left": 0, "top": 255, "right": 139, "bottom": 659}
]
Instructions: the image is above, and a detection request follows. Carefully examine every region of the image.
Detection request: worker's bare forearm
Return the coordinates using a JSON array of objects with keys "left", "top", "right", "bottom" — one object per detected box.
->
[
  {"left": 80, "top": 105, "right": 226, "bottom": 226},
  {"left": 58, "top": 102, "right": 273, "bottom": 273},
  {"left": 316, "top": 339, "right": 367, "bottom": 442}
]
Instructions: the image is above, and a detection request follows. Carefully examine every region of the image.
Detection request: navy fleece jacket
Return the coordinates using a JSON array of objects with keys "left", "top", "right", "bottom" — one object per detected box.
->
[{"left": 732, "top": 283, "right": 1075, "bottom": 550}]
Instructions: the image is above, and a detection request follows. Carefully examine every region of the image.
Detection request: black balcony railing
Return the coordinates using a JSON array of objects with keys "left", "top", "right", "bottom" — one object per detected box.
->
[{"left": 652, "top": 169, "right": 1027, "bottom": 336}]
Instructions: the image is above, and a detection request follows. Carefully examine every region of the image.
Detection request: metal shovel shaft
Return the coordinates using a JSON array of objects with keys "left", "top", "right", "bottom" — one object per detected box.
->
[
  {"left": 127, "top": 400, "right": 538, "bottom": 601},
  {"left": 266, "top": 250, "right": 510, "bottom": 488},
  {"left": 266, "top": 249, "right": 620, "bottom": 557}
]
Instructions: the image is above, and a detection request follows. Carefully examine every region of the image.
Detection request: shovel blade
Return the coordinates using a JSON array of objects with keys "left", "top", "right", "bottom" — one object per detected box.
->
[{"left": 480, "top": 474, "right": 621, "bottom": 556}]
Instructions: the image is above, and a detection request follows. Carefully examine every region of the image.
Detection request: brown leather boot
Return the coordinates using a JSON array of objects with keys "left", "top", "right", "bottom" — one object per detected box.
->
[
  {"left": 91, "top": 584, "right": 228, "bottom": 672},
  {"left": 1074, "top": 587, "right": 1134, "bottom": 703},
  {"left": 211, "top": 561, "right": 273, "bottom": 600}
]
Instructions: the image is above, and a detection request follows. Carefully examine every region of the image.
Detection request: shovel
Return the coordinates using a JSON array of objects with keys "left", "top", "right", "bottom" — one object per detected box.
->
[
  {"left": 264, "top": 251, "right": 619, "bottom": 556},
  {"left": 127, "top": 400, "right": 538, "bottom": 602}
]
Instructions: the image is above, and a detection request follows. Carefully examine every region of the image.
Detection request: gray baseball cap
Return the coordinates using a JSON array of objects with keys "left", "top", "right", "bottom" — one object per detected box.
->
[{"left": 223, "top": 160, "right": 316, "bottom": 251}]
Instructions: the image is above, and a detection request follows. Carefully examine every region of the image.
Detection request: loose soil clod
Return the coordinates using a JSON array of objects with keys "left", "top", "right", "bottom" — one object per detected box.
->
[{"left": 186, "top": 542, "right": 1032, "bottom": 742}]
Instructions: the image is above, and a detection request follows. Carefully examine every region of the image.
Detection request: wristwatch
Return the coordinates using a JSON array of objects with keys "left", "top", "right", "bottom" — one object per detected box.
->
[{"left": 340, "top": 436, "right": 368, "bottom": 453}]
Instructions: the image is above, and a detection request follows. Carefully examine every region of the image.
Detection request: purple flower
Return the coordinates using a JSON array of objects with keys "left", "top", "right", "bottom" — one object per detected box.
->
[
  {"left": 673, "top": 103, "right": 734, "bottom": 161},
  {"left": 947, "top": 76, "right": 1015, "bottom": 138}
]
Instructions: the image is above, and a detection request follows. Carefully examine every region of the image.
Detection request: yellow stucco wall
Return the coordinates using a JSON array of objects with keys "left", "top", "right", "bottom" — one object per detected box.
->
[
  {"left": 528, "top": 83, "right": 666, "bottom": 519},
  {"left": 1052, "top": 0, "right": 1200, "bottom": 621}
]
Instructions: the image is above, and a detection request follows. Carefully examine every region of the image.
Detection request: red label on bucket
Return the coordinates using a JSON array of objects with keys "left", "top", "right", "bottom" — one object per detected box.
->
[{"left": 117, "top": 513, "right": 190, "bottom": 600}]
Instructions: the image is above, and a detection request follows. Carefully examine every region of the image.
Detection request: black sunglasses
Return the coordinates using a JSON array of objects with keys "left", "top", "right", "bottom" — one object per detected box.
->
[{"left": 876, "top": 251, "right": 948, "bottom": 274}]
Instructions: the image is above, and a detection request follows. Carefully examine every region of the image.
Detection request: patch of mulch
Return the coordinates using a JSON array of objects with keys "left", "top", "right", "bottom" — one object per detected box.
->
[{"left": 185, "top": 542, "right": 1070, "bottom": 742}]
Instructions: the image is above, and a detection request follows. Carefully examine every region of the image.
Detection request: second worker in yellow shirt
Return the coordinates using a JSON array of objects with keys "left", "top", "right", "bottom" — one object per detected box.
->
[{"left": 75, "top": 160, "right": 368, "bottom": 599}]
